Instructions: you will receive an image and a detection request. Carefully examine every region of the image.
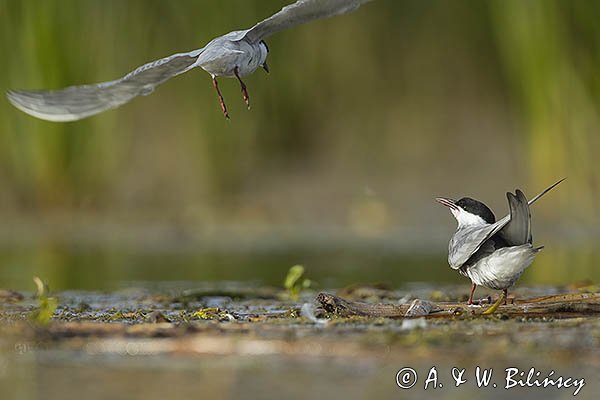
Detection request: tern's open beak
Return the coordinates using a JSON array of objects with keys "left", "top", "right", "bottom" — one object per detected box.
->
[
  {"left": 436, "top": 197, "right": 458, "bottom": 211},
  {"left": 262, "top": 62, "right": 270, "bottom": 74}
]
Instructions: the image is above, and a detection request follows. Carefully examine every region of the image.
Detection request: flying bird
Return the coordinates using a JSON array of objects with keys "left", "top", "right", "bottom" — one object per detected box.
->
[
  {"left": 436, "top": 178, "right": 564, "bottom": 305},
  {"left": 6, "top": 0, "right": 373, "bottom": 121}
]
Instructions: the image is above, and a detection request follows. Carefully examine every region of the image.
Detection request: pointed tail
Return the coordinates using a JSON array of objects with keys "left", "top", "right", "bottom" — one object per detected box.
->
[{"left": 528, "top": 178, "right": 566, "bottom": 206}]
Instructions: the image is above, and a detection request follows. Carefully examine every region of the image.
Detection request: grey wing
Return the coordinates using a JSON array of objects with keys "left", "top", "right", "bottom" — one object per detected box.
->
[
  {"left": 243, "top": 0, "right": 373, "bottom": 42},
  {"left": 500, "top": 190, "right": 532, "bottom": 246},
  {"left": 463, "top": 235, "right": 505, "bottom": 267},
  {"left": 7, "top": 48, "right": 204, "bottom": 122},
  {"left": 448, "top": 217, "right": 510, "bottom": 269},
  {"left": 448, "top": 178, "right": 564, "bottom": 269}
]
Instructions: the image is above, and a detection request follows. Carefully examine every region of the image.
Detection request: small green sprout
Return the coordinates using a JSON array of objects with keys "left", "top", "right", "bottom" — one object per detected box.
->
[
  {"left": 192, "top": 307, "right": 221, "bottom": 320},
  {"left": 30, "top": 276, "right": 58, "bottom": 326},
  {"left": 192, "top": 307, "right": 235, "bottom": 321},
  {"left": 284, "top": 265, "right": 312, "bottom": 301}
]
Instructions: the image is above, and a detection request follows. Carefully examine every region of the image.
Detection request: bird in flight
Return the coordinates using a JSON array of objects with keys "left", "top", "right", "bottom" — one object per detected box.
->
[{"left": 7, "top": 0, "right": 373, "bottom": 121}]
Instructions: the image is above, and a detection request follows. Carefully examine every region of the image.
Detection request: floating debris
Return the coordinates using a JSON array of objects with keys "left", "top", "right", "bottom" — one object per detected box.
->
[
  {"left": 146, "top": 311, "right": 171, "bottom": 323},
  {"left": 316, "top": 291, "right": 600, "bottom": 318},
  {"left": 192, "top": 307, "right": 236, "bottom": 321},
  {"left": 0, "top": 289, "right": 24, "bottom": 303},
  {"left": 316, "top": 292, "right": 404, "bottom": 317},
  {"left": 301, "top": 303, "right": 327, "bottom": 325},
  {"left": 404, "top": 299, "right": 438, "bottom": 317}
]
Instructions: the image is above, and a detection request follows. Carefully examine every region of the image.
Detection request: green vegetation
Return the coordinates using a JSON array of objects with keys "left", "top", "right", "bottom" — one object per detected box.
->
[
  {"left": 284, "top": 265, "right": 311, "bottom": 300},
  {"left": 0, "top": 0, "right": 597, "bottom": 217},
  {"left": 0, "top": 1, "right": 597, "bottom": 289},
  {"left": 192, "top": 307, "right": 232, "bottom": 321},
  {"left": 29, "top": 276, "right": 57, "bottom": 325},
  {"left": 489, "top": 0, "right": 600, "bottom": 212}
]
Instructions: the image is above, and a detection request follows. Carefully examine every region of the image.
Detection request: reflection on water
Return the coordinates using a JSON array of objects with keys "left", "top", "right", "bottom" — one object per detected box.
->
[
  {"left": 0, "top": 242, "right": 598, "bottom": 291},
  {"left": 0, "top": 350, "right": 595, "bottom": 400}
]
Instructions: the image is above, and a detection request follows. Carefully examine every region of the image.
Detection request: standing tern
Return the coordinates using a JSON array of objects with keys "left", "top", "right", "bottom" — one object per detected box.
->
[
  {"left": 436, "top": 178, "right": 564, "bottom": 305},
  {"left": 7, "top": 0, "right": 373, "bottom": 121}
]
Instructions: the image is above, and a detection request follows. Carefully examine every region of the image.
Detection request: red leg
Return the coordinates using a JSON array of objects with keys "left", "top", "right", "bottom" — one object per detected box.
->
[
  {"left": 467, "top": 283, "right": 477, "bottom": 305},
  {"left": 234, "top": 67, "right": 250, "bottom": 109},
  {"left": 503, "top": 288, "right": 508, "bottom": 305},
  {"left": 212, "top": 76, "right": 229, "bottom": 119}
]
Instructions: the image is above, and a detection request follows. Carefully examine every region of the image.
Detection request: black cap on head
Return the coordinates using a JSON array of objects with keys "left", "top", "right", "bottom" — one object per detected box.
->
[{"left": 456, "top": 197, "right": 496, "bottom": 224}]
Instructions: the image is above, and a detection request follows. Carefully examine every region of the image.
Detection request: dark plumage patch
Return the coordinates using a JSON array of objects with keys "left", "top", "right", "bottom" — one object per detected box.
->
[
  {"left": 456, "top": 197, "right": 496, "bottom": 224},
  {"left": 260, "top": 40, "right": 269, "bottom": 53}
]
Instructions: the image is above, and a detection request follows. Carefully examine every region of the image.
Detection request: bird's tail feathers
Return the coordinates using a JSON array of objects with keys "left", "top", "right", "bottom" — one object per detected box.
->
[
  {"left": 527, "top": 178, "right": 565, "bottom": 206},
  {"left": 501, "top": 189, "right": 532, "bottom": 246}
]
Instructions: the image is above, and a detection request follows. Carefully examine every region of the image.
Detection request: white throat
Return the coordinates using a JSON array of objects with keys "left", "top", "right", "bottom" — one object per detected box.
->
[{"left": 451, "top": 208, "right": 489, "bottom": 227}]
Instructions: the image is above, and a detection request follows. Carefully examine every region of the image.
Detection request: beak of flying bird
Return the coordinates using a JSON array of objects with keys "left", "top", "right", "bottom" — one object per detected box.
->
[
  {"left": 436, "top": 197, "right": 458, "bottom": 211},
  {"left": 262, "top": 62, "right": 270, "bottom": 74}
]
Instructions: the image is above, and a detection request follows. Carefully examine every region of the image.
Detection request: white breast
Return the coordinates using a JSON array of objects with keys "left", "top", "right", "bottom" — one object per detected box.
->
[{"left": 464, "top": 244, "right": 539, "bottom": 290}]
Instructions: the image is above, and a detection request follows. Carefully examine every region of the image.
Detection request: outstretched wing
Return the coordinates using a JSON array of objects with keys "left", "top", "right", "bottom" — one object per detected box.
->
[
  {"left": 448, "top": 178, "right": 564, "bottom": 269},
  {"left": 7, "top": 49, "right": 204, "bottom": 122},
  {"left": 242, "top": 0, "right": 373, "bottom": 43}
]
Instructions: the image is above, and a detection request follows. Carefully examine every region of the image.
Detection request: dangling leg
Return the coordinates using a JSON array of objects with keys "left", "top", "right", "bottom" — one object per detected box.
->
[
  {"left": 467, "top": 283, "right": 477, "bottom": 305},
  {"left": 212, "top": 76, "right": 229, "bottom": 119},
  {"left": 234, "top": 67, "right": 250, "bottom": 110},
  {"left": 502, "top": 288, "right": 508, "bottom": 305}
]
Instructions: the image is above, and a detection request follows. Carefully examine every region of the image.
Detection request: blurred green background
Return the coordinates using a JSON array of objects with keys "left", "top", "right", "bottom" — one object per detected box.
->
[{"left": 0, "top": 0, "right": 598, "bottom": 290}]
